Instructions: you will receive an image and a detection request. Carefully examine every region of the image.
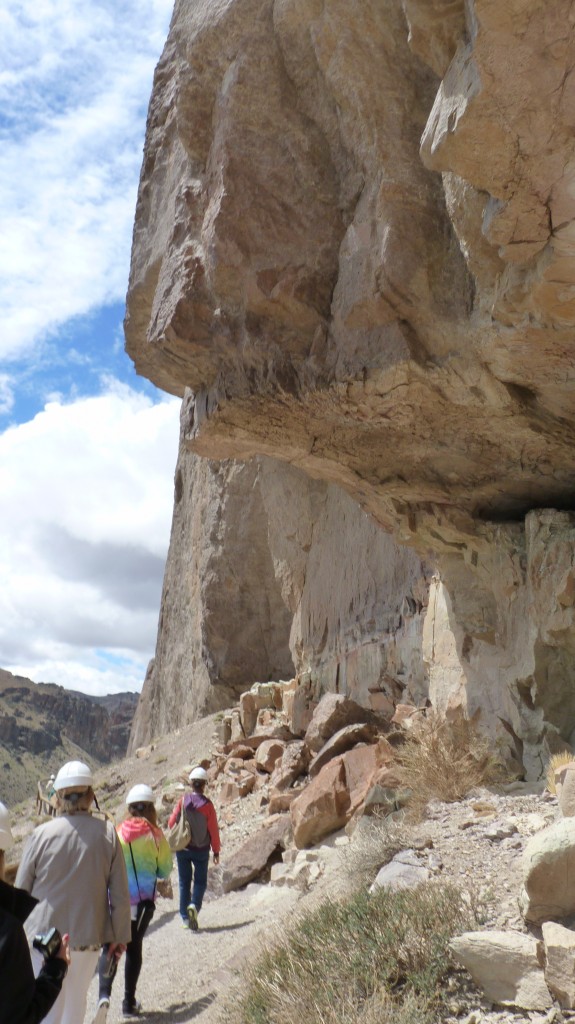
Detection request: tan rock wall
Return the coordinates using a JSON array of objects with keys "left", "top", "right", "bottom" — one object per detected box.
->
[
  {"left": 131, "top": 436, "right": 429, "bottom": 747},
  {"left": 126, "top": 0, "right": 575, "bottom": 770}
]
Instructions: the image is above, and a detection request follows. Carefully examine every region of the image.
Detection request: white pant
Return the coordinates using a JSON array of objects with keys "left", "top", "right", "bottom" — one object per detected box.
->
[{"left": 32, "top": 947, "right": 99, "bottom": 1024}]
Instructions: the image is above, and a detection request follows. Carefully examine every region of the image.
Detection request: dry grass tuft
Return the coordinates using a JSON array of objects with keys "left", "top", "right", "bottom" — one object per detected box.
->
[
  {"left": 222, "top": 881, "right": 475, "bottom": 1024},
  {"left": 341, "top": 817, "right": 421, "bottom": 888},
  {"left": 395, "top": 710, "right": 505, "bottom": 813},
  {"left": 546, "top": 750, "right": 575, "bottom": 794}
]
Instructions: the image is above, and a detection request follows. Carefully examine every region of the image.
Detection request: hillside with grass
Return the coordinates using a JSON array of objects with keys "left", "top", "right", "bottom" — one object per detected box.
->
[{"left": 0, "top": 668, "right": 138, "bottom": 805}]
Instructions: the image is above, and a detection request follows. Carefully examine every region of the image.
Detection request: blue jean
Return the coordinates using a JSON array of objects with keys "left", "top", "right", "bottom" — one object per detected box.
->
[{"left": 176, "top": 847, "right": 210, "bottom": 919}]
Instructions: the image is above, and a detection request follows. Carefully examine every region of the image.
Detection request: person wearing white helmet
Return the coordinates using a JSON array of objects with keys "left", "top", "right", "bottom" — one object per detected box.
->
[
  {"left": 16, "top": 762, "right": 131, "bottom": 1024},
  {"left": 0, "top": 800, "right": 71, "bottom": 1024},
  {"left": 93, "top": 784, "right": 172, "bottom": 1022},
  {"left": 168, "top": 765, "right": 220, "bottom": 931}
]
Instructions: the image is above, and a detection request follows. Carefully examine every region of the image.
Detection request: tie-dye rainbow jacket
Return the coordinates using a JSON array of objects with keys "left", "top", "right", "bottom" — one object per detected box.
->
[{"left": 117, "top": 817, "right": 172, "bottom": 906}]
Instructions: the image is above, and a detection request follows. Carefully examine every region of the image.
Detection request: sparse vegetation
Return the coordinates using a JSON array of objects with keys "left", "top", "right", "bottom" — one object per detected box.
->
[
  {"left": 224, "top": 881, "right": 476, "bottom": 1024},
  {"left": 340, "top": 817, "right": 420, "bottom": 888},
  {"left": 394, "top": 710, "right": 506, "bottom": 814},
  {"left": 546, "top": 749, "right": 575, "bottom": 794}
]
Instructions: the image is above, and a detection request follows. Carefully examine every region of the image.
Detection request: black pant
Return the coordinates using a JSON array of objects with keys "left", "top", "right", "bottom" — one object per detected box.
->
[{"left": 98, "top": 905, "right": 154, "bottom": 1007}]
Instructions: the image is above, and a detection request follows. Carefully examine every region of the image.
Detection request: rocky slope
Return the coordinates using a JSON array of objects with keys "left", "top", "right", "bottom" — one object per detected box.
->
[
  {"left": 0, "top": 669, "right": 138, "bottom": 805},
  {"left": 4, "top": 706, "right": 567, "bottom": 1024},
  {"left": 125, "top": 0, "right": 575, "bottom": 776}
]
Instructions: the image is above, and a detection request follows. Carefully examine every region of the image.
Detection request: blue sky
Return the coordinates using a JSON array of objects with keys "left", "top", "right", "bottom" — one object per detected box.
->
[{"left": 0, "top": 0, "right": 180, "bottom": 697}]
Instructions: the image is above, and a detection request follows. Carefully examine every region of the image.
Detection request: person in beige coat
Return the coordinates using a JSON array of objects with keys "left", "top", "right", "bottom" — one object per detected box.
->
[{"left": 16, "top": 761, "right": 131, "bottom": 1024}]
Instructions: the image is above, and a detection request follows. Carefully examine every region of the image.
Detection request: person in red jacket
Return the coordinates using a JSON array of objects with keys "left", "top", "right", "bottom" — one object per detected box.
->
[{"left": 168, "top": 767, "right": 220, "bottom": 930}]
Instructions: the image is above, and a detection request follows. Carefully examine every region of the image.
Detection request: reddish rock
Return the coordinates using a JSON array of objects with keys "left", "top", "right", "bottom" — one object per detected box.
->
[
  {"left": 222, "top": 815, "right": 292, "bottom": 892},
  {"left": 391, "top": 703, "right": 419, "bottom": 726},
  {"left": 368, "top": 692, "right": 395, "bottom": 716},
  {"left": 255, "top": 738, "right": 286, "bottom": 773},
  {"left": 290, "top": 757, "right": 351, "bottom": 848},
  {"left": 227, "top": 743, "right": 256, "bottom": 760},
  {"left": 269, "top": 789, "right": 299, "bottom": 814},
  {"left": 304, "top": 693, "right": 383, "bottom": 754},
  {"left": 219, "top": 781, "right": 242, "bottom": 804},
  {"left": 270, "top": 740, "right": 310, "bottom": 792},
  {"left": 341, "top": 744, "right": 384, "bottom": 812},
  {"left": 308, "top": 722, "right": 378, "bottom": 777}
]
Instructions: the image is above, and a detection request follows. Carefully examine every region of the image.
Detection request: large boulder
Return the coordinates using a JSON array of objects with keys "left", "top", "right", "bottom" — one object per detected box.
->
[
  {"left": 308, "top": 722, "right": 379, "bottom": 777},
  {"left": 222, "top": 815, "right": 292, "bottom": 892},
  {"left": 543, "top": 921, "right": 575, "bottom": 1009},
  {"left": 520, "top": 818, "right": 575, "bottom": 924},
  {"left": 304, "top": 694, "right": 384, "bottom": 754},
  {"left": 269, "top": 740, "right": 310, "bottom": 792},
  {"left": 290, "top": 757, "right": 351, "bottom": 848},
  {"left": 450, "top": 931, "right": 552, "bottom": 1011},
  {"left": 254, "top": 738, "right": 286, "bottom": 773}
]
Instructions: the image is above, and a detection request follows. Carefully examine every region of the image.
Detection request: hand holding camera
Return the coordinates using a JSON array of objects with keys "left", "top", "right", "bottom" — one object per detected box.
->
[{"left": 33, "top": 927, "right": 71, "bottom": 967}]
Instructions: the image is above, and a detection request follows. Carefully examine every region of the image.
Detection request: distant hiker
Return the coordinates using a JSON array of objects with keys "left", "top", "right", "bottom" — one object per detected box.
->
[
  {"left": 93, "top": 784, "right": 172, "bottom": 1022},
  {"left": 0, "top": 800, "right": 71, "bottom": 1024},
  {"left": 46, "top": 775, "right": 56, "bottom": 798},
  {"left": 16, "top": 761, "right": 131, "bottom": 1024},
  {"left": 168, "top": 766, "right": 220, "bottom": 930}
]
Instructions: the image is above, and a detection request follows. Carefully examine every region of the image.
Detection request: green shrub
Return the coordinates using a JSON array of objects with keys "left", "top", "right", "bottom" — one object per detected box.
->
[{"left": 224, "top": 881, "right": 475, "bottom": 1024}]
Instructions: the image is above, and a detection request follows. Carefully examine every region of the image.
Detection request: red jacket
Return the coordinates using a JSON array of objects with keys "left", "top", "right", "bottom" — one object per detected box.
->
[{"left": 168, "top": 792, "right": 221, "bottom": 854}]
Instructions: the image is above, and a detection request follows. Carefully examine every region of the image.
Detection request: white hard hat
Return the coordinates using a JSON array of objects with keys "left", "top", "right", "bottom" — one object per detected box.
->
[
  {"left": 53, "top": 761, "right": 93, "bottom": 791},
  {"left": 189, "top": 766, "right": 208, "bottom": 782},
  {"left": 126, "top": 784, "right": 154, "bottom": 806},
  {"left": 0, "top": 802, "right": 13, "bottom": 850}
]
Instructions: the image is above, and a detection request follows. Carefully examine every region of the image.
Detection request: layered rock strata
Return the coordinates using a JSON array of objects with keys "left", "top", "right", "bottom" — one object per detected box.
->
[{"left": 126, "top": 0, "right": 575, "bottom": 773}]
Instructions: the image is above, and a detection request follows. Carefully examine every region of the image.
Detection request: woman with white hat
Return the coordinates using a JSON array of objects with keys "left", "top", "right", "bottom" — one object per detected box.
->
[
  {"left": 168, "top": 766, "right": 220, "bottom": 930},
  {"left": 16, "top": 761, "right": 131, "bottom": 1024},
  {"left": 93, "top": 783, "right": 172, "bottom": 1021},
  {"left": 0, "top": 800, "right": 70, "bottom": 1024}
]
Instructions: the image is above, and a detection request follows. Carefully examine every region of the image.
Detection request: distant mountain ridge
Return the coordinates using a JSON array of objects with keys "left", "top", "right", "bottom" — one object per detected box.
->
[{"left": 0, "top": 668, "right": 139, "bottom": 806}]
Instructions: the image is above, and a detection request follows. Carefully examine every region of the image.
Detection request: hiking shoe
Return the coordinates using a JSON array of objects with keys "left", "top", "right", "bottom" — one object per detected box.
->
[
  {"left": 180, "top": 918, "right": 189, "bottom": 928},
  {"left": 122, "top": 1001, "right": 141, "bottom": 1018},
  {"left": 92, "top": 1000, "right": 109, "bottom": 1024},
  {"left": 187, "top": 903, "right": 199, "bottom": 931}
]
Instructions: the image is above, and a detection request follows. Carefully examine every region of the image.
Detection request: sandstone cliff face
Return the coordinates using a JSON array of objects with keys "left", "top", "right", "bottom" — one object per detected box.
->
[
  {"left": 131, "top": 440, "right": 429, "bottom": 750},
  {"left": 126, "top": 0, "right": 575, "bottom": 775}
]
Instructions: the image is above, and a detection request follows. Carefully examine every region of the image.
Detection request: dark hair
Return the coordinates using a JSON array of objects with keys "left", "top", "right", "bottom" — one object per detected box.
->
[{"left": 128, "top": 802, "right": 158, "bottom": 827}]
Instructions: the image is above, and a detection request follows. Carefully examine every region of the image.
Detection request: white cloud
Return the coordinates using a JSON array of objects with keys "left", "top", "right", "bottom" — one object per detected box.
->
[
  {"left": 0, "top": 0, "right": 174, "bottom": 360},
  {"left": 0, "top": 385, "right": 180, "bottom": 696},
  {"left": 0, "top": 375, "right": 14, "bottom": 415}
]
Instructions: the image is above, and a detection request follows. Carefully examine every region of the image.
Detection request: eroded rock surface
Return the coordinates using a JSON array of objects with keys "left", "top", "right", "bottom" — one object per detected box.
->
[{"left": 126, "top": 0, "right": 575, "bottom": 770}]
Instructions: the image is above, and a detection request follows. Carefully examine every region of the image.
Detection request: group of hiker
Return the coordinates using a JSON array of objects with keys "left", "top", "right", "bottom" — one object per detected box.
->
[{"left": 0, "top": 759, "right": 221, "bottom": 1024}]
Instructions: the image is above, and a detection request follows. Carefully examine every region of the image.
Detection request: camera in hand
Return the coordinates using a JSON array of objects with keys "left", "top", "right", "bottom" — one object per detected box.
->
[{"left": 33, "top": 926, "right": 62, "bottom": 959}]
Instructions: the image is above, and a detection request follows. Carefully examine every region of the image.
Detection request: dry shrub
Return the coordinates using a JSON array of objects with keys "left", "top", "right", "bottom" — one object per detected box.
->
[
  {"left": 342, "top": 816, "right": 421, "bottom": 888},
  {"left": 546, "top": 750, "right": 575, "bottom": 794},
  {"left": 395, "top": 710, "right": 505, "bottom": 812}
]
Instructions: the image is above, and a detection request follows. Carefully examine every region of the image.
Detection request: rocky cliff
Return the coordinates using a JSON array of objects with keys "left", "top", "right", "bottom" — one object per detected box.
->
[
  {"left": 125, "top": 0, "right": 575, "bottom": 778},
  {"left": 0, "top": 669, "right": 138, "bottom": 804}
]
